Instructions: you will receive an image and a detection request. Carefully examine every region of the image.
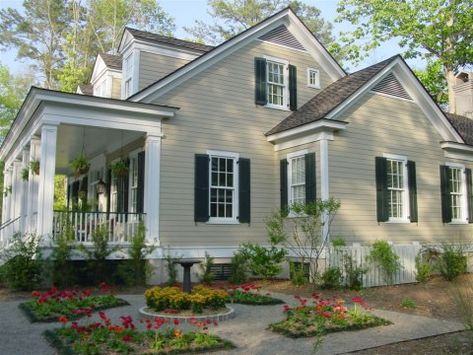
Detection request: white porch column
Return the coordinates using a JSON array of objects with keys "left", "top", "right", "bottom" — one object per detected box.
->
[
  {"left": 1, "top": 168, "right": 12, "bottom": 224},
  {"left": 320, "top": 134, "right": 330, "bottom": 243},
  {"left": 20, "top": 149, "right": 29, "bottom": 233},
  {"left": 27, "top": 137, "right": 40, "bottom": 234},
  {"left": 143, "top": 134, "right": 161, "bottom": 245},
  {"left": 37, "top": 124, "right": 58, "bottom": 241},
  {"left": 11, "top": 160, "right": 22, "bottom": 222}
]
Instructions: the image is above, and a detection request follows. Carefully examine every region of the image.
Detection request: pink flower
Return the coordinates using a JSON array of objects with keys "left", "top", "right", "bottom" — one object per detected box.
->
[{"left": 122, "top": 334, "right": 132, "bottom": 342}]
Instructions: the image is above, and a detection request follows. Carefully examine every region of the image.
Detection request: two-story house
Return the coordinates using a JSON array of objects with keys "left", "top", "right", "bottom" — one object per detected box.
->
[{"left": 1, "top": 8, "right": 473, "bottom": 283}]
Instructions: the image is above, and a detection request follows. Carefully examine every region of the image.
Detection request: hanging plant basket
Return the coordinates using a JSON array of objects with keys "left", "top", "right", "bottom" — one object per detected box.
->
[
  {"left": 30, "top": 160, "right": 40, "bottom": 176},
  {"left": 111, "top": 160, "right": 129, "bottom": 177},
  {"left": 21, "top": 167, "right": 29, "bottom": 181},
  {"left": 71, "top": 153, "right": 91, "bottom": 177}
]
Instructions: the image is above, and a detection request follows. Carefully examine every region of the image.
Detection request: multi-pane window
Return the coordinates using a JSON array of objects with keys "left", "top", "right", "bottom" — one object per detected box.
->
[
  {"left": 289, "top": 155, "right": 306, "bottom": 206},
  {"left": 307, "top": 68, "right": 320, "bottom": 89},
  {"left": 450, "top": 167, "right": 464, "bottom": 220},
  {"left": 123, "top": 53, "right": 133, "bottom": 97},
  {"left": 129, "top": 155, "right": 138, "bottom": 213},
  {"left": 267, "top": 61, "right": 286, "bottom": 107},
  {"left": 387, "top": 159, "right": 405, "bottom": 219},
  {"left": 110, "top": 174, "right": 118, "bottom": 213},
  {"left": 209, "top": 155, "right": 237, "bottom": 220}
]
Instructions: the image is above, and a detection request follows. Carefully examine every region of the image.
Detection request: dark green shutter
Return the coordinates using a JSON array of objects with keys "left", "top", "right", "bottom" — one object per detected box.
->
[
  {"left": 238, "top": 158, "right": 250, "bottom": 223},
  {"left": 466, "top": 168, "right": 473, "bottom": 223},
  {"left": 280, "top": 159, "right": 288, "bottom": 211},
  {"left": 440, "top": 165, "right": 452, "bottom": 223},
  {"left": 72, "top": 180, "right": 80, "bottom": 207},
  {"left": 375, "top": 157, "right": 389, "bottom": 222},
  {"left": 194, "top": 154, "right": 210, "bottom": 222},
  {"left": 305, "top": 153, "right": 316, "bottom": 203},
  {"left": 407, "top": 160, "right": 418, "bottom": 223},
  {"left": 289, "top": 64, "right": 297, "bottom": 111},
  {"left": 255, "top": 57, "right": 267, "bottom": 105},
  {"left": 137, "top": 151, "right": 145, "bottom": 213}
]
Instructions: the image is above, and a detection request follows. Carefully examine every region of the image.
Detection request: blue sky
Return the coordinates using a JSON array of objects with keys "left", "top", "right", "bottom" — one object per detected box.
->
[{"left": 0, "top": 0, "right": 425, "bottom": 75}]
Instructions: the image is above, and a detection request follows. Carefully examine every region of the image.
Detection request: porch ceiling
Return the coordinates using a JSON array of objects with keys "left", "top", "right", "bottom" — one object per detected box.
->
[{"left": 55, "top": 124, "right": 142, "bottom": 174}]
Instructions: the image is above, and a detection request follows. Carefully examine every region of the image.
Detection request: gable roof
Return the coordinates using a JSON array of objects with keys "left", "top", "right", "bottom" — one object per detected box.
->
[
  {"left": 265, "top": 56, "right": 397, "bottom": 136},
  {"left": 445, "top": 113, "right": 473, "bottom": 145},
  {"left": 129, "top": 7, "right": 346, "bottom": 103},
  {"left": 99, "top": 53, "right": 122, "bottom": 70},
  {"left": 125, "top": 27, "right": 214, "bottom": 53}
]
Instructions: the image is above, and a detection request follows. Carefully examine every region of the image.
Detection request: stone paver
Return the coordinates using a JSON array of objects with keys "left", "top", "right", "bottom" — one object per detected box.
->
[{"left": 0, "top": 292, "right": 465, "bottom": 355}]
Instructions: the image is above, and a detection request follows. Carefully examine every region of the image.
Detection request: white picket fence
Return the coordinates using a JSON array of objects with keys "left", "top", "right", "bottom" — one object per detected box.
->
[{"left": 325, "top": 243, "right": 422, "bottom": 287}]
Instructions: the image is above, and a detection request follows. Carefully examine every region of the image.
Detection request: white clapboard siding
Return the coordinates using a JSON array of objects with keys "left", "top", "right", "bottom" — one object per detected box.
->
[{"left": 326, "top": 243, "right": 422, "bottom": 287}]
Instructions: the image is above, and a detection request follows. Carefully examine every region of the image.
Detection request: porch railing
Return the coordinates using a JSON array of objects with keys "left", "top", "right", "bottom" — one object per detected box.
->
[{"left": 52, "top": 211, "right": 145, "bottom": 244}]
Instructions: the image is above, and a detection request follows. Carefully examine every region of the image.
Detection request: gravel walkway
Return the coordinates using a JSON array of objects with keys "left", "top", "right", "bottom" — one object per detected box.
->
[{"left": 0, "top": 292, "right": 465, "bottom": 355}]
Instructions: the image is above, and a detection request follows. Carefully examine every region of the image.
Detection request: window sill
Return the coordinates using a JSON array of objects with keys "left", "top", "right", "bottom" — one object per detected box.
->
[
  {"left": 307, "top": 84, "right": 320, "bottom": 89},
  {"left": 448, "top": 220, "right": 469, "bottom": 225},
  {"left": 206, "top": 219, "right": 240, "bottom": 225},
  {"left": 264, "top": 104, "right": 290, "bottom": 111},
  {"left": 385, "top": 219, "right": 410, "bottom": 224}
]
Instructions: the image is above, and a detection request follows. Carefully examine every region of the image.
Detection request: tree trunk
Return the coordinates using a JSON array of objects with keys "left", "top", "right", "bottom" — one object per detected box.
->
[{"left": 445, "top": 67, "right": 456, "bottom": 113}]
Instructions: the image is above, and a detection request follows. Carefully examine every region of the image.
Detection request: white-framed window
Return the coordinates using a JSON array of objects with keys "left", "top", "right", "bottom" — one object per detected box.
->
[
  {"left": 208, "top": 150, "right": 239, "bottom": 224},
  {"left": 287, "top": 150, "right": 307, "bottom": 206},
  {"left": 110, "top": 172, "right": 118, "bottom": 213},
  {"left": 265, "top": 56, "right": 288, "bottom": 109},
  {"left": 128, "top": 150, "right": 140, "bottom": 213},
  {"left": 94, "top": 79, "right": 108, "bottom": 97},
  {"left": 123, "top": 52, "right": 134, "bottom": 98},
  {"left": 307, "top": 68, "right": 320, "bottom": 89},
  {"left": 385, "top": 154, "right": 409, "bottom": 222},
  {"left": 447, "top": 163, "right": 468, "bottom": 223}
]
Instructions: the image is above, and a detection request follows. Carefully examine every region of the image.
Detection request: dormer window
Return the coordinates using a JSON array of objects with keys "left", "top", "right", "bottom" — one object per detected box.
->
[
  {"left": 123, "top": 52, "right": 134, "bottom": 98},
  {"left": 94, "top": 79, "right": 108, "bottom": 97}
]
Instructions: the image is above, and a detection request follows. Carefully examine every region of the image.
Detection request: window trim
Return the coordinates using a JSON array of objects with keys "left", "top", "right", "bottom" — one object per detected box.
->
[
  {"left": 307, "top": 67, "right": 320, "bottom": 89},
  {"left": 287, "top": 149, "right": 308, "bottom": 213},
  {"left": 128, "top": 148, "right": 142, "bottom": 214},
  {"left": 109, "top": 157, "right": 120, "bottom": 213},
  {"left": 445, "top": 162, "right": 468, "bottom": 224},
  {"left": 383, "top": 153, "right": 410, "bottom": 223},
  {"left": 206, "top": 150, "right": 240, "bottom": 225},
  {"left": 264, "top": 55, "right": 289, "bottom": 111}
]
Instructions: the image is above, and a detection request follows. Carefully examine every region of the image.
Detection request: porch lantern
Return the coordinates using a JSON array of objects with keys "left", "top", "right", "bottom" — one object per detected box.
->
[{"left": 96, "top": 179, "right": 107, "bottom": 194}]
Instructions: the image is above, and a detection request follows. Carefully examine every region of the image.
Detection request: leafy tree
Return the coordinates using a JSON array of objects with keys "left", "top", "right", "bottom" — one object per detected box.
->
[
  {"left": 336, "top": 0, "right": 473, "bottom": 111},
  {"left": 0, "top": 0, "right": 70, "bottom": 89},
  {"left": 185, "top": 0, "right": 337, "bottom": 54},
  {"left": 0, "top": 64, "right": 34, "bottom": 140},
  {"left": 414, "top": 60, "right": 448, "bottom": 106}
]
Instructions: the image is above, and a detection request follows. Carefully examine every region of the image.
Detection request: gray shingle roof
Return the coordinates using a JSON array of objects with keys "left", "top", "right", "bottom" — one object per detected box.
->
[
  {"left": 126, "top": 27, "right": 214, "bottom": 53},
  {"left": 265, "top": 56, "right": 398, "bottom": 136},
  {"left": 100, "top": 53, "right": 122, "bottom": 70},
  {"left": 445, "top": 113, "right": 473, "bottom": 145},
  {"left": 78, "top": 84, "right": 93, "bottom": 95}
]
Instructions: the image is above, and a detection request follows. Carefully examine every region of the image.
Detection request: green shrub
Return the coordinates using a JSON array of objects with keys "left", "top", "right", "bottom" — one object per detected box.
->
[
  {"left": 415, "top": 255, "right": 433, "bottom": 283},
  {"left": 400, "top": 297, "right": 416, "bottom": 309},
  {"left": 117, "top": 222, "right": 154, "bottom": 286},
  {"left": 79, "top": 226, "right": 119, "bottom": 284},
  {"left": 50, "top": 221, "right": 76, "bottom": 287},
  {"left": 164, "top": 254, "right": 178, "bottom": 286},
  {"left": 321, "top": 266, "right": 343, "bottom": 289},
  {"left": 238, "top": 242, "right": 286, "bottom": 279},
  {"left": 437, "top": 244, "right": 467, "bottom": 281},
  {"left": 368, "top": 240, "right": 400, "bottom": 284},
  {"left": 289, "top": 261, "right": 309, "bottom": 286},
  {"left": 229, "top": 251, "right": 248, "bottom": 284},
  {"left": 199, "top": 252, "right": 215, "bottom": 285},
  {"left": 332, "top": 238, "right": 346, "bottom": 248},
  {"left": 343, "top": 253, "right": 367, "bottom": 290},
  {"left": 0, "top": 233, "right": 43, "bottom": 290}
]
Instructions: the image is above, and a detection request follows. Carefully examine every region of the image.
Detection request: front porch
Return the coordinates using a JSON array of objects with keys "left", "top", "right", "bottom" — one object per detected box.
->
[{"left": 0, "top": 88, "right": 178, "bottom": 248}]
